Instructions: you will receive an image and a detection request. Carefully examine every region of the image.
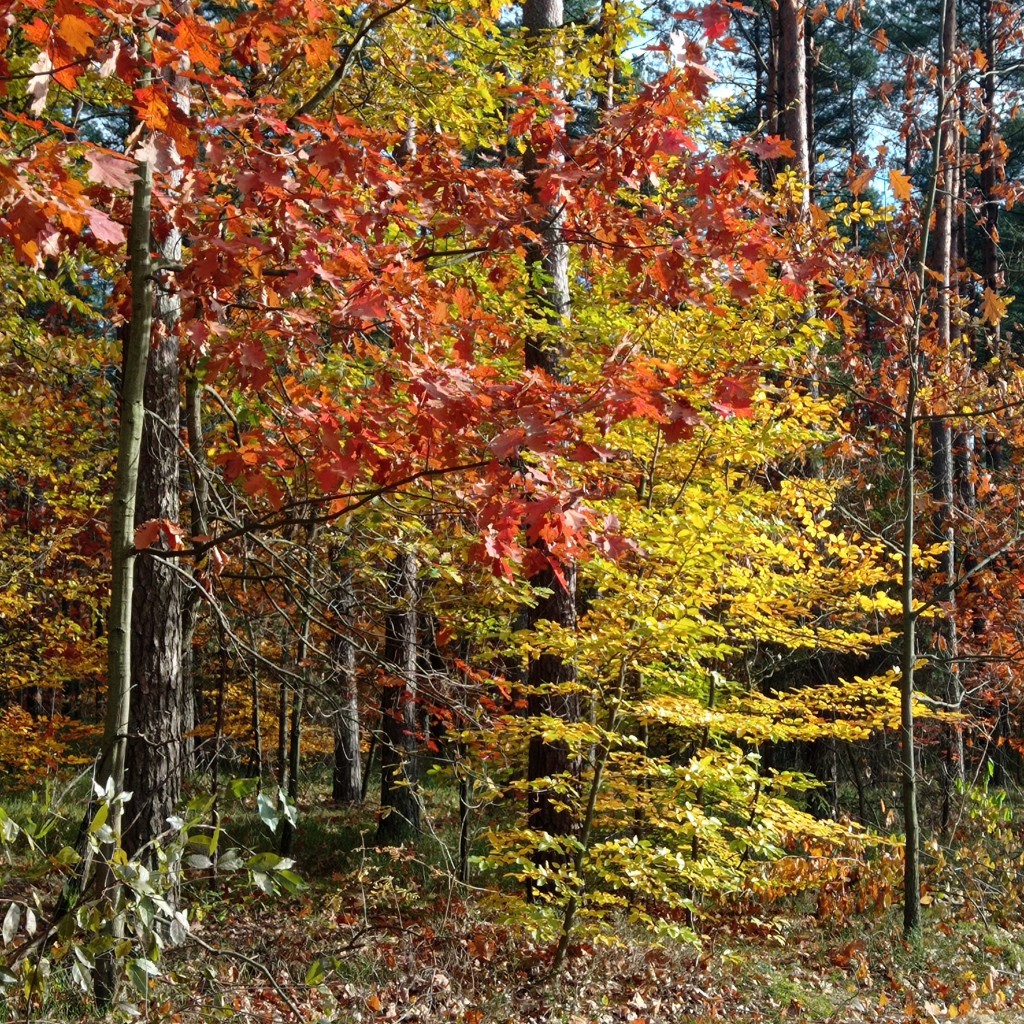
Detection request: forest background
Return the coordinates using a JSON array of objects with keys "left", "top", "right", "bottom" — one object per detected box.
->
[{"left": 2, "top": 0, "right": 1024, "bottom": 1019}]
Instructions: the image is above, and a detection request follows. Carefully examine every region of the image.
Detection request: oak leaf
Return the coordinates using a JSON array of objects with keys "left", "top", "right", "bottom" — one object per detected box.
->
[
  {"left": 980, "top": 287, "right": 1009, "bottom": 326},
  {"left": 888, "top": 169, "right": 913, "bottom": 202}
]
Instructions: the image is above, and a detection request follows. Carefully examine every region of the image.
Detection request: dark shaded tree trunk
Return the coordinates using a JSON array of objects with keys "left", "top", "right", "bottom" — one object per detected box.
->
[
  {"left": 901, "top": 0, "right": 956, "bottom": 936},
  {"left": 376, "top": 551, "right": 420, "bottom": 843},
  {"left": 526, "top": 574, "right": 579, "bottom": 837},
  {"left": 521, "top": 0, "right": 580, "bottom": 845}
]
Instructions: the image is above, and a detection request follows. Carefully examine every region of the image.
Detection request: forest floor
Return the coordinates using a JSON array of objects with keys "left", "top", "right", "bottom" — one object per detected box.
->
[
  {"left": 146, "top": 794, "right": 1024, "bottom": 1024},
  {"left": 9, "top": 779, "right": 1024, "bottom": 1023},
  {"left": 161, "top": 874, "right": 1024, "bottom": 1024}
]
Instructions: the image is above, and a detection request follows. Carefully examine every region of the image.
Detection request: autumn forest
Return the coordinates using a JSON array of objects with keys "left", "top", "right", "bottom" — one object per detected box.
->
[{"left": 2, "top": 0, "right": 1024, "bottom": 1019}]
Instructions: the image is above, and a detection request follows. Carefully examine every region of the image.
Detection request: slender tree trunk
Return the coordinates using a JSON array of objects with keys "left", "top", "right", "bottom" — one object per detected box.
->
[
  {"left": 281, "top": 541, "right": 314, "bottom": 855},
  {"left": 240, "top": 549, "right": 264, "bottom": 782},
  {"left": 122, "top": 21, "right": 192, "bottom": 863},
  {"left": 250, "top": 672, "right": 263, "bottom": 781},
  {"left": 209, "top": 619, "right": 227, "bottom": 879},
  {"left": 804, "top": 15, "right": 815, "bottom": 184},
  {"left": 900, "top": 14, "right": 950, "bottom": 931},
  {"left": 93, "top": 159, "right": 154, "bottom": 1008},
  {"left": 458, "top": 742, "right": 471, "bottom": 884},
  {"left": 331, "top": 561, "right": 362, "bottom": 803},
  {"left": 929, "top": 0, "right": 964, "bottom": 832},
  {"left": 767, "top": 1, "right": 779, "bottom": 141},
  {"left": 179, "top": 374, "right": 208, "bottom": 774},
  {"left": 277, "top": 677, "right": 289, "bottom": 789},
  {"left": 978, "top": 0, "right": 1000, "bottom": 353},
  {"left": 901, "top": 342, "right": 922, "bottom": 937},
  {"left": 598, "top": 0, "right": 615, "bottom": 112},
  {"left": 280, "top": 673, "right": 304, "bottom": 856},
  {"left": 376, "top": 551, "right": 420, "bottom": 843}
]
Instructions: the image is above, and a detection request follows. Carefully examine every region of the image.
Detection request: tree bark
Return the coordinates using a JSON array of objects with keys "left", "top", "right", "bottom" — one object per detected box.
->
[
  {"left": 123, "top": 216, "right": 185, "bottom": 862},
  {"left": 899, "top": 0, "right": 953, "bottom": 931},
  {"left": 331, "top": 558, "right": 362, "bottom": 803},
  {"left": 179, "top": 374, "right": 208, "bottom": 774},
  {"left": 93, "top": 158, "right": 154, "bottom": 1008},
  {"left": 978, "top": 0, "right": 1000, "bottom": 353},
  {"left": 777, "top": 0, "right": 810, "bottom": 204},
  {"left": 929, "top": 0, "right": 964, "bottom": 831},
  {"left": 901, "top": 327, "right": 922, "bottom": 937},
  {"left": 122, "top": 36, "right": 192, "bottom": 861},
  {"left": 376, "top": 551, "right": 420, "bottom": 843},
  {"left": 521, "top": 0, "right": 580, "bottom": 846}
]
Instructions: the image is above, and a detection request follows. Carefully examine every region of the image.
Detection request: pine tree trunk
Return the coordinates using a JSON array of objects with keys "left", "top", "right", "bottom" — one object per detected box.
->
[
  {"left": 121, "top": 21, "right": 192, "bottom": 865},
  {"left": 123, "top": 218, "right": 185, "bottom": 862},
  {"left": 777, "top": 0, "right": 809, "bottom": 201}
]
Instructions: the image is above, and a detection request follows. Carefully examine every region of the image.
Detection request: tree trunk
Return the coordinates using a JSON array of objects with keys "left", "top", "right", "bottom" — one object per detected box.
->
[
  {"left": 521, "top": 0, "right": 580, "bottom": 846},
  {"left": 777, "top": 0, "right": 810, "bottom": 203},
  {"left": 900, "top": 339, "right": 922, "bottom": 937},
  {"left": 93, "top": 158, "right": 154, "bottom": 1008},
  {"left": 277, "top": 677, "right": 289, "bottom": 789},
  {"left": 767, "top": 1, "right": 779, "bottom": 141},
  {"left": 331, "top": 561, "right": 362, "bottom": 803},
  {"left": 978, "top": 0, "right": 1000, "bottom": 354},
  {"left": 122, "top": 21, "right": 192, "bottom": 864},
  {"left": 899, "top": 0, "right": 954, "bottom": 931},
  {"left": 179, "top": 374, "right": 208, "bottom": 774},
  {"left": 376, "top": 551, "right": 420, "bottom": 843},
  {"left": 122, "top": 213, "right": 185, "bottom": 862},
  {"left": 281, "top": 540, "right": 314, "bottom": 854},
  {"left": 929, "top": 0, "right": 964, "bottom": 831}
]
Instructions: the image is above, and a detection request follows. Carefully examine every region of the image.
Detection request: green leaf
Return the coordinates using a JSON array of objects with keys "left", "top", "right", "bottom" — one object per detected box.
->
[
  {"left": 305, "top": 959, "right": 326, "bottom": 986},
  {"left": 88, "top": 802, "right": 109, "bottom": 835},
  {"left": 228, "top": 777, "right": 261, "bottom": 800},
  {"left": 246, "top": 852, "right": 294, "bottom": 872}
]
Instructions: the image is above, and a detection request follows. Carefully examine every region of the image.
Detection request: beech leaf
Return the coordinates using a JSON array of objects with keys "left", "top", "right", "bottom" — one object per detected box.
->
[
  {"left": 2, "top": 903, "right": 20, "bottom": 946},
  {"left": 26, "top": 51, "right": 51, "bottom": 116}
]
